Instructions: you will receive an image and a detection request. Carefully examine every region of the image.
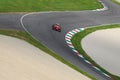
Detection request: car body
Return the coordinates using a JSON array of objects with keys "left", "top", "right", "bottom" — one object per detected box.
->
[{"left": 52, "top": 23, "right": 61, "bottom": 32}]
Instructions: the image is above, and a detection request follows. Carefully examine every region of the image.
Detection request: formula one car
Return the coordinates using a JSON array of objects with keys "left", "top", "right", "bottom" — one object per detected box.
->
[{"left": 52, "top": 23, "right": 61, "bottom": 32}]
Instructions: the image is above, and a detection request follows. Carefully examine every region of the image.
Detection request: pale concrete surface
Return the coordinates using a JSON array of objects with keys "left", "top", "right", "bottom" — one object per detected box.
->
[
  {"left": 81, "top": 28, "right": 120, "bottom": 76},
  {"left": 0, "top": 35, "right": 91, "bottom": 80},
  {"left": 116, "top": 0, "right": 120, "bottom": 2}
]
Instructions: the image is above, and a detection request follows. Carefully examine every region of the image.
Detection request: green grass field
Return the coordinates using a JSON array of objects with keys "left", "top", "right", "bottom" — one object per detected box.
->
[
  {"left": 71, "top": 24, "right": 120, "bottom": 80},
  {"left": 0, "top": 0, "right": 102, "bottom": 12},
  {"left": 0, "top": 0, "right": 107, "bottom": 79}
]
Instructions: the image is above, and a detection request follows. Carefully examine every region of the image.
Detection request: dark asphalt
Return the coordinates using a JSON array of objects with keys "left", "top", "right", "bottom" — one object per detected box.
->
[
  {"left": 0, "top": 13, "right": 24, "bottom": 30},
  {"left": 0, "top": 0, "right": 120, "bottom": 80}
]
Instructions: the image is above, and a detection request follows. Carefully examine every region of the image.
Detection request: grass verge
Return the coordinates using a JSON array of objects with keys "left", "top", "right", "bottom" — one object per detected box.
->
[
  {"left": 0, "top": 0, "right": 102, "bottom": 12},
  {"left": 71, "top": 24, "right": 120, "bottom": 80},
  {"left": 0, "top": 29, "right": 96, "bottom": 80}
]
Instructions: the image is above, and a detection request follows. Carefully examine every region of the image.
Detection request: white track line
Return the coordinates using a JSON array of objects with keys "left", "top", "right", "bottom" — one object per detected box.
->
[{"left": 19, "top": 0, "right": 111, "bottom": 79}]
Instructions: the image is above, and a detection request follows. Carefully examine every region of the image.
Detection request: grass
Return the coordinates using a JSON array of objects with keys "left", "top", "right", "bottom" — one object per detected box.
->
[
  {"left": 71, "top": 24, "right": 120, "bottom": 80},
  {"left": 0, "top": 29, "right": 96, "bottom": 80},
  {"left": 0, "top": 0, "right": 112, "bottom": 79},
  {"left": 0, "top": 0, "right": 102, "bottom": 12}
]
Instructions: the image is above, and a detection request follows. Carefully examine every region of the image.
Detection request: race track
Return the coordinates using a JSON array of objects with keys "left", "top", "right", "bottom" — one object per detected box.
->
[{"left": 0, "top": 0, "right": 120, "bottom": 80}]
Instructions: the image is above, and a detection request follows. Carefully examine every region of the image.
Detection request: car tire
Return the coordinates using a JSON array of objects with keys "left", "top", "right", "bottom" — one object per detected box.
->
[
  {"left": 52, "top": 26, "right": 54, "bottom": 30},
  {"left": 58, "top": 30, "right": 61, "bottom": 32}
]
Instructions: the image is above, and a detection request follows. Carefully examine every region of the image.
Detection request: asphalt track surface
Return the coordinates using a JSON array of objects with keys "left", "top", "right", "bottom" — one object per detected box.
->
[{"left": 0, "top": 0, "right": 120, "bottom": 80}]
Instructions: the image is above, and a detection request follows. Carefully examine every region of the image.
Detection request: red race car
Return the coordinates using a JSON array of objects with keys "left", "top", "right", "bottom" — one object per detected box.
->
[{"left": 52, "top": 23, "right": 61, "bottom": 32}]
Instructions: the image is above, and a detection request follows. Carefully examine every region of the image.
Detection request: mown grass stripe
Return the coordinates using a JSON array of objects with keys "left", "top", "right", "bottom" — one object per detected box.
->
[{"left": 0, "top": 0, "right": 102, "bottom": 12}]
